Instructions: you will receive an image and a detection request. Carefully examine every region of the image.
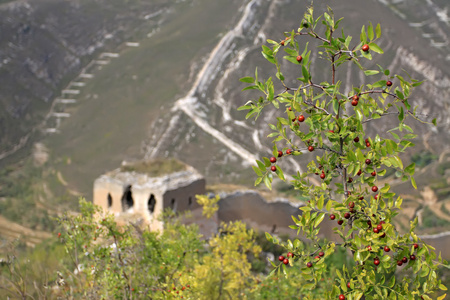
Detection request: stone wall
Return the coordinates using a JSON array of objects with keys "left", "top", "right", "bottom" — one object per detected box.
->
[{"left": 217, "top": 190, "right": 450, "bottom": 259}]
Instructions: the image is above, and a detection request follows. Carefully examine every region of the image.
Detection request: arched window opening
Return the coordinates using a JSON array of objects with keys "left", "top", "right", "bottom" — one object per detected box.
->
[
  {"left": 188, "top": 197, "right": 192, "bottom": 207},
  {"left": 121, "top": 185, "right": 134, "bottom": 211},
  {"left": 107, "top": 193, "right": 113, "bottom": 209},
  {"left": 148, "top": 194, "right": 156, "bottom": 214},
  {"left": 171, "top": 198, "right": 177, "bottom": 213}
]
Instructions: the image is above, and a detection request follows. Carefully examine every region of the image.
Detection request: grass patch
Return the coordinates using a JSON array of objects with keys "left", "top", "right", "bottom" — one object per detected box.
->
[{"left": 120, "top": 158, "right": 186, "bottom": 176}]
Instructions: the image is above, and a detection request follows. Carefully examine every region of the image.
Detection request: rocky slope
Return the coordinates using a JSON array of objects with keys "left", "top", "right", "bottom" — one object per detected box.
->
[{"left": 0, "top": 0, "right": 171, "bottom": 159}]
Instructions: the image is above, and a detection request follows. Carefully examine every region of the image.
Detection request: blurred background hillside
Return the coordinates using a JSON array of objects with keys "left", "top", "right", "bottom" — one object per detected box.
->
[{"left": 0, "top": 0, "right": 449, "bottom": 248}]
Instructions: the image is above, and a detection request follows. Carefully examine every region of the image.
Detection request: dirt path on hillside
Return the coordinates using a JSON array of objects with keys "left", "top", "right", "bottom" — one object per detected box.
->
[{"left": 0, "top": 215, "right": 51, "bottom": 247}]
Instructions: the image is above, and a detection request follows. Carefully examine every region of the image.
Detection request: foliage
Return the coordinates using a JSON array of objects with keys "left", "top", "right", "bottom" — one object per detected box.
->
[
  {"left": 410, "top": 151, "right": 438, "bottom": 168},
  {"left": 195, "top": 194, "right": 220, "bottom": 218},
  {"left": 239, "top": 5, "right": 448, "bottom": 299}
]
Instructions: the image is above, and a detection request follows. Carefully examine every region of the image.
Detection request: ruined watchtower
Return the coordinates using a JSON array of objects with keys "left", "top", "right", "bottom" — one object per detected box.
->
[{"left": 93, "top": 158, "right": 205, "bottom": 231}]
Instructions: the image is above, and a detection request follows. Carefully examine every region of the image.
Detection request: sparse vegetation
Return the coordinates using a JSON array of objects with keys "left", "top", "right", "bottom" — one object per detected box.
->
[{"left": 120, "top": 158, "right": 186, "bottom": 176}]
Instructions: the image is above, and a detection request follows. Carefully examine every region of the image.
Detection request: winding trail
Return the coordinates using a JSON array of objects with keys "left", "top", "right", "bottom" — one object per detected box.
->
[{"left": 149, "top": 0, "right": 262, "bottom": 165}]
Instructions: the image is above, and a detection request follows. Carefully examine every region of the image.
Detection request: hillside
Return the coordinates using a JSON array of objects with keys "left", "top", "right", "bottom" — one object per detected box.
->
[
  {"left": 0, "top": 0, "right": 173, "bottom": 161},
  {"left": 0, "top": 0, "right": 449, "bottom": 244}
]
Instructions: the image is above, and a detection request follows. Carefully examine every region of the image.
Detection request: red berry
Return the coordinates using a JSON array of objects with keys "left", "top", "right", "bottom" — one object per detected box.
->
[
  {"left": 413, "top": 243, "right": 419, "bottom": 249},
  {"left": 296, "top": 55, "right": 303, "bottom": 63},
  {"left": 277, "top": 150, "right": 283, "bottom": 157},
  {"left": 359, "top": 196, "right": 364, "bottom": 200},
  {"left": 377, "top": 224, "right": 383, "bottom": 231},
  {"left": 397, "top": 260, "right": 403, "bottom": 266},
  {"left": 308, "top": 146, "right": 314, "bottom": 152},
  {"left": 281, "top": 40, "right": 285, "bottom": 46},
  {"left": 374, "top": 259, "right": 380, "bottom": 266},
  {"left": 402, "top": 257, "right": 408, "bottom": 263},
  {"left": 373, "top": 228, "right": 379, "bottom": 234},
  {"left": 286, "top": 149, "right": 292, "bottom": 155},
  {"left": 379, "top": 221, "right": 386, "bottom": 225},
  {"left": 353, "top": 95, "right": 359, "bottom": 101},
  {"left": 354, "top": 137, "right": 360, "bottom": 143},
  {"left": 371, "top": 171, "right": 376, "bottom": 176},
  {"left": 320, "top": 172, "right": 326, "bottom": 179},
  {"left": 283, "top": 258, "right": 289, "bottom": 265},
  {"left": 347, "top": 177, "right": 353, "bottom": 183},
  {"left": 314, "top": 256, "right": 320, "bottom": 260},
  {"left": 339, "top": 294, "right": 346, "bottom": 300},
  {"left": 337, "top": 220, "right": 344, "bottom": 225},
  {"left": 271, "top": 165, "right": 277, "bottom": 172},
  {"left": 330, "top": 214, "right": 336, "bottom": 220},
  {"left": 349, "top": 202, "right": 355, "bottom": 208},
  {"left": 410, "top": 255, "right": 416, "bottom": 260},
  {"left": 270, "top": 156, "right": 277, "bottom": 163},
  {"left": 365, "top": 159, "right": 372, "bottom": 165},
  {"left": 372, "top": 186, "right": 378, "bottom": 192},
  {"left": 307, "top": 262, "right": 313, "bottom": 268},
  {"left": 287, "top": 252, "right": 294, "bottom": 258},
  {"left": 380, "top": 232, "right": 386, "bottom": 238},
  {"left": 298, "top": 115, "right": 305, "bottom": 122},
  {"left": 386, "top": 80, "right": 393, "bottom": 86},
  {"left": 351, "top": 100, "right": 358, "bottom": 106},
  {"left": 357, "top": 169, "right": 362, "bottom": 176},
  {"left": 319, "top": 251, "right": 324, "bottom": 257},
  {"left": 347, "top": 282, "right": 351, "bottom": 289},
  {"left": 374, "top": 194, "right": 379, "bottom": 200},
  {"left": 384, "top": 246, "right": 390, "bottom": 252},
  {"left": 329, "top": 130, "right": 334, "bottom": 133},
  {"left": 362, "top": 44, "right": 370, "bottom": 52},
  {"left": 278, "top": 255, "right": 285, "bottom": 262},
  {"left": 367, "top": 245, "right": 372, "bottom": 251},
  {"left": 344, "top": 212, "right": 351, "bottom": 219},
  {"left": 367, "top": 220, "right": 372, "bottom": 226},
  {"left": 366, "top": 142, "right": 371, "bottom": 148},
  {"left": 58, "top": 232, "right": 61, "bottom": 238}
]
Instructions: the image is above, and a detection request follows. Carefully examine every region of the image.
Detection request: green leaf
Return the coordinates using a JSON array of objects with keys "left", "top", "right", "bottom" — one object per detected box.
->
[
  {"left": 262, "top": 51, "right": 276, "bottom": 64},
  {"left": 364, "top": 70, "right": 379, "bottom": 76},
  {"left": 368, "top": 42, "right": 383, "bottom": 54},
  {"left": 252, "top": 166, "right": 263, "bottom": 176},
  {"left": 242, "top": 85, "right": 259, "bottom": 91},
  {"left": 314, "top": 213, "right": 325, "bottom": 228},
  {"left": 284, "top": 55, "right": 300, "bottom": 64},
  {"left": 375, "top": 23, "right": 381, "bottom": 38},
  {"left": 368, "top": 22, "right": 374, "bottom": 40},
  {"left": 360, "top": 25, "right": 366, "bottom": 43},
  {"left": 405, "top": 163, "right": 415, "bottom": 175},
  {"left": 240, "top": 76, "right": 254, "bottom": 83},
  {"left": 302, "top": 65, "right": 310, "bottom": 81},
  {"left": 264, "top": 175, "right": 272, "bottom": 190},
  {"left": 332, "top": 97, "right": 339, "bottom": 114},
  {"left": 276, "top": 166, "right": 286, "bottom": 181},
  {"left": 411, "top": 176, "right": 417, "bottom": 189}
]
